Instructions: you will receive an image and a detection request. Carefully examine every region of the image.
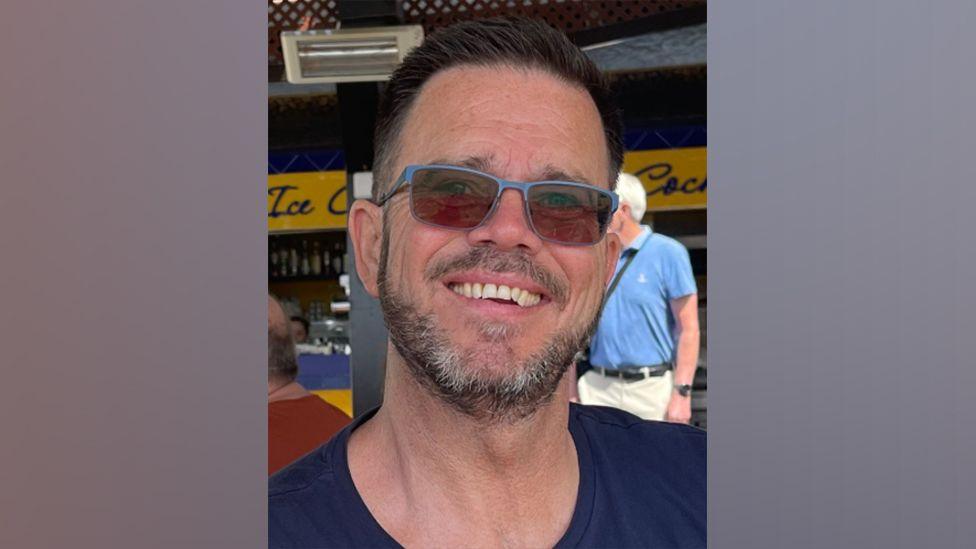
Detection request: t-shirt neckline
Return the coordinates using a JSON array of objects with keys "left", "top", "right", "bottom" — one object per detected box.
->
[{"left": 329, "top": 405, "right": 596, "bottom": 547}]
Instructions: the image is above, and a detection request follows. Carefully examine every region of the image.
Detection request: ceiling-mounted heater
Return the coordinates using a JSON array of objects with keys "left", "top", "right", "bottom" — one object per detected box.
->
[{"left": 280, "top": 25, "right": 424, "bottom": 84}]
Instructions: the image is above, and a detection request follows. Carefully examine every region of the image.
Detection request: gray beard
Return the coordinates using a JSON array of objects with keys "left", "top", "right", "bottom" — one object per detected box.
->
[{"left": 377, "top": 233, "right": 601, "bottom": 424}]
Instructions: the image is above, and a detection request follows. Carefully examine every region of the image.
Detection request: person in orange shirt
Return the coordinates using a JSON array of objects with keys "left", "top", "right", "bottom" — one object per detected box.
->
[{"left": 268, "top": 295, "right": 350, "bottom": 475}]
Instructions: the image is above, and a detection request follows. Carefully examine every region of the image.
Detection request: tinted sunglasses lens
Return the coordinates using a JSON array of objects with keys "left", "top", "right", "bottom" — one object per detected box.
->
[
  {"left": 410, "top": 168, "right": 498, "bottom": 229},
  {"left": 527, "top": 184, "right": 613, "bottom": 244}
]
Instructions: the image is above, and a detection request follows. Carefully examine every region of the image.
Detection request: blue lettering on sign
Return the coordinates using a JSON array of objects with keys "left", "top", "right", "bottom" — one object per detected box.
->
[
  {"left": 268, "top": 185, "right": 316, "bottom": 218},
  {"left": 328, "top": 186, "right": 347, "bottom": 216},
  {"left": 634, "top": 162, "right": 707, "bottom": 197}
]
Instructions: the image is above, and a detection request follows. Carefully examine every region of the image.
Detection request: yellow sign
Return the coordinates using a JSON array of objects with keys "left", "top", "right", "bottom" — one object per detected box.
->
[
  {"left": 268, "top": 171, "right": 347, "bottom": 232},
  {"left": 622, "top": 147, "right": 707, "bottom": 211}
]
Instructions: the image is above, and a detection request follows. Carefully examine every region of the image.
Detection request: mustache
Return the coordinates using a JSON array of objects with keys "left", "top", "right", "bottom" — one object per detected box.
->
[{"left": 424, "top": 247, "right": 568, "bottom": 306}]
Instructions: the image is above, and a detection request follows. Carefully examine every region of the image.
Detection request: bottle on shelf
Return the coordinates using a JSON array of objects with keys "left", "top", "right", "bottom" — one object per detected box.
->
[
  {"left": 300, "top": 240, "right": 310, "bottom": 276},
  {"left": 311, "top": 241, "right": 322, "bottom": 276},
  {"left": 332, "top": 241, "right": 343, "bottom": 275},
  {"left": 289, "top": 243, "right": 299, "bottom": 277},
  {"left": 277, "top": 243, "right": 288, "bottom": 277},
  {"left": 321, "top": 246, "right": 331, "bottom": 278},
  {"left": 269, "top": 239, "right": 279, "bottom": 278}
]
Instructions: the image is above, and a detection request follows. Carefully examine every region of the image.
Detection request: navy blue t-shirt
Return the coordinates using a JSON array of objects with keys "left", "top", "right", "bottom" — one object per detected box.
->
[{"left": 269, "top": 404, "right": 706, "bottom": 548}]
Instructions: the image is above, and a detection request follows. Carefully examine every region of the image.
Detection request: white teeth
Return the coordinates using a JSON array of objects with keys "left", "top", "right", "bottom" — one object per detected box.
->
[{"left": 449, "top": 281, "right": 541, "bottom": 307}]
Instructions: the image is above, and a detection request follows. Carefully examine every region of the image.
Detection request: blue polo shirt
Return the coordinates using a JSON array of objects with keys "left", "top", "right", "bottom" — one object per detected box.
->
[
  {"left": 269, "top": 404, "right": 706, "bottom": 548},
  {"left": 589, "top": 226, "right": 697, "bottom": 369}
]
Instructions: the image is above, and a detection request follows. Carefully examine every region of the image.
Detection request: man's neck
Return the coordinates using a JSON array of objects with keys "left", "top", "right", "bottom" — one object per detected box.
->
[
  {"left": 347, "top": 351, "right": 579, "bottom": 547},
  {"left": 617, "top": 219, "right": 645, "bottom": 249},
  {"left": 267, "top": 379, "right": 311, "bottom": 403}
]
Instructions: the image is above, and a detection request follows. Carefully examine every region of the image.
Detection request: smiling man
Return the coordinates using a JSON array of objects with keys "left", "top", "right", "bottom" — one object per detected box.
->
[{"left": 269, "top": 18, "right": 706, "bottom": 548}]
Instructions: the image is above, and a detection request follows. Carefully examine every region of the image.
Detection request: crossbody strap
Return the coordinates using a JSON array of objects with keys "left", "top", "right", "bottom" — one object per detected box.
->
[
  {"left": 580, "top": 238, "right": 646, "bottom": 371},
  {"left": 605, "top": 241, "right": 643, "bottom": 302}
]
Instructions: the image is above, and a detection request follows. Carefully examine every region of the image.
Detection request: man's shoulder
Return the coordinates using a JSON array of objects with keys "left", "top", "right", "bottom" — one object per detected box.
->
[
  {"left": 299, "top": 395, "right": 352, "bottom": 424},
  {"left": 570, "top": 405, "right": 706, "bottom": 547},
  {"left": 268, "top": 440, "right": 335, "bottom": 499},
  {"left": 572, "top": 403, "right": 705, "bottom": 441},
  {"left": 571, "top": 404, "right": 706, "bottom": 467},
  {"left": 268, "top": 429, "right": 387, "bottom": 548},
  {"left": 270, "top": 393, "right": 345, "bottom": 414},
  {"left": 646, "top": 232, "right": 690, "bottom": 256}
]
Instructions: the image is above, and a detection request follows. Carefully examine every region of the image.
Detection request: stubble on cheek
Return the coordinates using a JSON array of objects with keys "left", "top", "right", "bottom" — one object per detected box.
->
[{"left": 377, "top": 270, "right": 581, "bottom": 421}]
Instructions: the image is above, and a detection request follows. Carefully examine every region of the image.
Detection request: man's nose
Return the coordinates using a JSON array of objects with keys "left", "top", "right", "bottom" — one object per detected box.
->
[{"left": 465, "top": 188, "right": 544, "bottom": 252}]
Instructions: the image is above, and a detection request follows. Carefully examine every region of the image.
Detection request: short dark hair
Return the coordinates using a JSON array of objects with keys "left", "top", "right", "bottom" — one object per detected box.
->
[
  {"left": 372, "top": 17, "right": 623, "bottom": 200},
  {"left": 269, "top": 311, "right": 299, "bottom": 383}
]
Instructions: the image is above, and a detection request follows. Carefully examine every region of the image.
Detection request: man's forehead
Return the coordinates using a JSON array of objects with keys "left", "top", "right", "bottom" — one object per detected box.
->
[
  {"left": 429, "top": 154, "right": 594, "bottom": 186},
  {"left": 394, "top": 64, "right": 610, "bottom": 189}
]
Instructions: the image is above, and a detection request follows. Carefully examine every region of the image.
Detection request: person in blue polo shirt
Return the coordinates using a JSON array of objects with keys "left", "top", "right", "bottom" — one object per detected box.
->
[{"left": 578, "top": 172, "right": 701, "bottom": 423}]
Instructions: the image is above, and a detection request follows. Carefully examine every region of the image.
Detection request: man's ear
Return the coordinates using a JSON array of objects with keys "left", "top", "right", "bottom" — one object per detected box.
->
[
  {"left": 603, "top": 232, "right": 621, "bottom": 288},
  {"left": 347, "top": 199, "right": 383, "bottom": 298},
  {"left": 609, "top": 204, "right": 628, "bottom": 234}
]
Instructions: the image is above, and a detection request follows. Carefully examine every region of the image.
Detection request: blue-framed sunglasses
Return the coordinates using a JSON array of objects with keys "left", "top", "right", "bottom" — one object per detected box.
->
[{"left": 376, "top": 165, "right": 619, "bottom": 246}]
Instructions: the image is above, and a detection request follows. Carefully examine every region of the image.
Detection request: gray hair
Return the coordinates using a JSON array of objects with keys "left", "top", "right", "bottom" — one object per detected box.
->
[{"left": 614, "top": 172, "right": 647, "bottom": 223}]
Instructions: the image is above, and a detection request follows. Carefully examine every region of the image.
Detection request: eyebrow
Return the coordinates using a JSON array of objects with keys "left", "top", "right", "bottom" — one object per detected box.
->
[{"left": 429, "top": 155, "right": 594, "bottom": 185}]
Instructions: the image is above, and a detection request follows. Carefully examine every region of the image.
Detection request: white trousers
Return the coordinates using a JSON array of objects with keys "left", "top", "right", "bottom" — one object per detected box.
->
[{"left": 577, "top": 370, "right": 673, "bottom": 421}]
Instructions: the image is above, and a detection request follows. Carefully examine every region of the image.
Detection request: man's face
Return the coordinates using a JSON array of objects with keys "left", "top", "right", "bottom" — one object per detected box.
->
[{"left": 356, "top": 65, "right": 620, "bottom": 421}]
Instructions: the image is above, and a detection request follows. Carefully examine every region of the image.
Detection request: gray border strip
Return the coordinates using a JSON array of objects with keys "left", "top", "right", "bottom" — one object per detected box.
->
[
  {"left": 0, "top": 2, "right": 267, "bottom": 547},
  {"left": 710, "top": 1, "right": 976, "bottom": 547}
]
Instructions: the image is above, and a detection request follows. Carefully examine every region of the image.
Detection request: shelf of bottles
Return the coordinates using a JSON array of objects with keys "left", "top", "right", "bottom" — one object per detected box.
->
[
  {"left": 276, "top": 294, "right": 340, "bottom": 321},
  {"left": 269, "top": 232, "right": 347, "bottom": 282}
]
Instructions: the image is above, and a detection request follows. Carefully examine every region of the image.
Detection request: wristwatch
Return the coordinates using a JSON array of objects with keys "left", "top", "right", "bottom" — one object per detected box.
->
[{"left": 674, "top": 384, "right": 692, "bottom": 397}]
